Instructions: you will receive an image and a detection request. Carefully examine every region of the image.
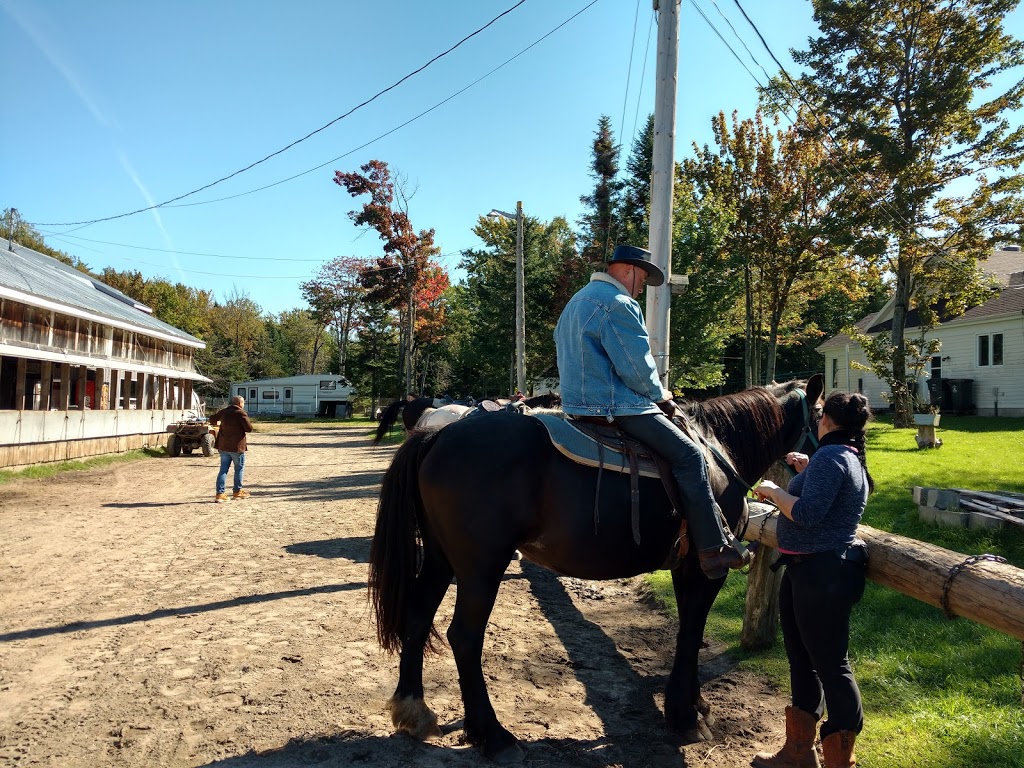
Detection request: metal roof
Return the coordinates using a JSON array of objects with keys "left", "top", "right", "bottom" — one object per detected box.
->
[{"left": 0, "top": 237, "right": 204, "bottom": 347}]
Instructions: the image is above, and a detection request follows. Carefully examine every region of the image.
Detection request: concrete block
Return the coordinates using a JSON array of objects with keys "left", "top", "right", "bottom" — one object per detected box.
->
[{"left": 969, "top": 510, "right": 1005, "bottom": 530}]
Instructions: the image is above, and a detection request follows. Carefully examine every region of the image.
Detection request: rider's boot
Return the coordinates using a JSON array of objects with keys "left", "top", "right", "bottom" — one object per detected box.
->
[{"left": 690, "top": 500, "right": 751, "bottom": 580}]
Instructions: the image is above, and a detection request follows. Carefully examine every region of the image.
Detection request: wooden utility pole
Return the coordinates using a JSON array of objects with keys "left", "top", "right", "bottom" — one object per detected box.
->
[
  {"left": 514, "top": 200, "right": 525, "bottom": 395},
  {"left": 647, "top": 0, "right": 680, "bottom": 385}
]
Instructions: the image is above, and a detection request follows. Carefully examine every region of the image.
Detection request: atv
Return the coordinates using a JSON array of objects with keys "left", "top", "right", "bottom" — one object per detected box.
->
[{"left": 166, "top": 413, "right": 217, "bottom": 457}]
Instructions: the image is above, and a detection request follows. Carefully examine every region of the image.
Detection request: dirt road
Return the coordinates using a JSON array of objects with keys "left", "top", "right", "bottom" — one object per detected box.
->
[{"left": 0, "top": 423, "right": 787, "bottom": 767}]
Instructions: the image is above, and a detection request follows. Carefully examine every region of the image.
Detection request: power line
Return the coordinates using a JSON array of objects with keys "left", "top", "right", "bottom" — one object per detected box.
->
[
  {"left": 629, "top": 10, "right": 655, "bottom": 146},
  {"left": 30, "top": 0, "right": 528, "bottom": 228},
  {"left": 159, "top": 0, "right": 604, "bottom": 211},
  {"left": 40, "top": 232, "right": 330, "bottom": 261},
  {"left": 618, "top": 0, "right": 643, "bottom": 147}
]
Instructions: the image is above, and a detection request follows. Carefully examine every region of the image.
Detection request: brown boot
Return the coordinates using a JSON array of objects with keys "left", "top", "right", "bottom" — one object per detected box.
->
[
  {"left": 752, "top": 706, "right": 821, "bottom": 768},
  {"left": 821, "top": 730, "right": 856, "bottom": 767}
]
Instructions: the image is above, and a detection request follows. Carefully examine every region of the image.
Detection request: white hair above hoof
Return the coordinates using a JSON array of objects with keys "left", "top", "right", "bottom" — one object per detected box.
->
[{"left": 387, "top": 694, "right": 442, "bottom": 740}]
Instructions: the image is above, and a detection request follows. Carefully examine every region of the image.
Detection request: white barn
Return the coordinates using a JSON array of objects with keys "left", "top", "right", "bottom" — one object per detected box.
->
[
  {"left": 0, "top": 237, "right": 210, "bottom": 469},
  {"left": 229, "top": 374, "right": 356, "bottom": 417},
  {"left": 818, "top": 247, "right": 1024, "bottom": 416}
]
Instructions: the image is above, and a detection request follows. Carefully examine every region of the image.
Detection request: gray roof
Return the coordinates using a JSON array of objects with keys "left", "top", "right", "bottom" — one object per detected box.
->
[{"left": 0, "top": 237, "right": 204, "bottom": 347}]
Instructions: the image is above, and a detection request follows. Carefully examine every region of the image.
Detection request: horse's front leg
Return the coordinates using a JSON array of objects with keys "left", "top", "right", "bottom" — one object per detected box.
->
[
  {"left": 665, "top": 558, "right": 725, "bottom": 742},
  {"left": 388, "top": 544, "right": 453, "bottom": 740},
  {"left": 447, "top": 572, "right": 523, "bottom": 764}
]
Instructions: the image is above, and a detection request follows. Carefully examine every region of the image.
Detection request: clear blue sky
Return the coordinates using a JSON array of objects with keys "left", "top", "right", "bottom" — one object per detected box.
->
[{"left": 3, "top": 0, "right": 1021, "bottom": 315}]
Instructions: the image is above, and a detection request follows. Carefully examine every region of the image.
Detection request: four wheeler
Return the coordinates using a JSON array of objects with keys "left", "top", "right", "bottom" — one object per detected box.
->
[{"left": 165, "top": 413, "right": 217, "bottom": 457}]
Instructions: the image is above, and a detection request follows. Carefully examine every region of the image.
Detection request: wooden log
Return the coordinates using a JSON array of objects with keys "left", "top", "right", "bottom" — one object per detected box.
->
[
  {"left": 744, "top": 507, "right": 1024, "bottom": 641},
  {"left": 960, "top": 500, "right": 1024, "bottom": 529}
]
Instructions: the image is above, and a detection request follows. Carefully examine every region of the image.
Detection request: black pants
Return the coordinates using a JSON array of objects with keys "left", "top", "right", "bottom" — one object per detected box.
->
[
  {"left": 779, "top": 549, "right": 866, "bottom": 737},
  {"left": 616, "top": 412, "right": 725, "bottom": 551}
]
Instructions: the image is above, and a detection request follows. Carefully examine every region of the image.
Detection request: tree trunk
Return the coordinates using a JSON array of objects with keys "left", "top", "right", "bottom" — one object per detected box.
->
[{"left": 890, "top": 248, "right": 913, "bottom": 427}]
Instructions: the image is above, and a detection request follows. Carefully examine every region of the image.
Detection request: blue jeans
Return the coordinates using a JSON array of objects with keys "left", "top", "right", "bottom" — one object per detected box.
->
[
  {"left": 217, "top": 451, "right": 245, "bottom": 494},
  {"left": 615, "top": 412, "right": 725, "bottom": 551}
]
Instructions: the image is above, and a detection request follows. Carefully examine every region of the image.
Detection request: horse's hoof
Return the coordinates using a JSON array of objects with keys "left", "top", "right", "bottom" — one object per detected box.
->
[
  {"left": 387, "top": 694, "right": 442, "bottom": 740},
  {"left": 702, "top": 710, "right": 716, "bottom": 728},
  {"left": 490, "top": 742, "right": 525, "bottom": 764}
]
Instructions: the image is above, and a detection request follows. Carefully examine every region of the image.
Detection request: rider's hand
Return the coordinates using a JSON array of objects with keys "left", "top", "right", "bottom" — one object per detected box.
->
[
  {"left": 784, "top": 452, "right": 809, "bottom": 473},
  {"left": 657, "top": 399, "right": 680, "bottom": 419},
  {"left": 753, "top": 480, "right": 780, "bottom": 503}
]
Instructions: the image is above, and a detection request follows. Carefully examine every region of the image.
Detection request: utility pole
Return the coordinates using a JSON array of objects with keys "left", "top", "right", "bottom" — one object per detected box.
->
[
  {"left": 647, "top": 0, "right": 680, "bottom": 387},
  {"left": 514, "top": 200, "right": 526, "bottom": 394}
]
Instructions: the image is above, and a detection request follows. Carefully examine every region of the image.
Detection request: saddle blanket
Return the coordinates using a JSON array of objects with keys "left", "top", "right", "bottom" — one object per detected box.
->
[{"left": 532, "top": 413, "right": 661, "bottom": 479}]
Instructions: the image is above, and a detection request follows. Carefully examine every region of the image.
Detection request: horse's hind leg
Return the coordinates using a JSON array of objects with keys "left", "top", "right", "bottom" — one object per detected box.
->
[
  {"left": 388, "top": 542, "right": 453, "bottom": 741},
  {"left": 447, "top": 571, "right": 522, "bottom": 763}
]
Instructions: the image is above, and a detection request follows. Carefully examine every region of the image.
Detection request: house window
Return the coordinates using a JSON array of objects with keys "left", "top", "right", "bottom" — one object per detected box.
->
[
  {"left": 262, "top": 391, "right": 280, "bottom": 400},
  {"left": 931, "top": 355, "right": 941, "bottom": 378},
  {"left": 319, "top": 380, "right": 337, "bottom": 390},
  {"left": 284, "top": 388, "right": 292, "bottom": 399},
  {"left": 978, "top": 333, "right": 1004, "bottom": 367},
  {"left": 831, "top": 358, "right": 838, "bottom": 389},
  {"left": 857, "top": 378, "right": 863, "bottom": 394}
]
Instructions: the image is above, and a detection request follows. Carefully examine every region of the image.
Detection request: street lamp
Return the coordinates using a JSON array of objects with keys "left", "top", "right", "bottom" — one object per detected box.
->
[{"left": 487, "top": 202, "right": 526, "bottom": 395}]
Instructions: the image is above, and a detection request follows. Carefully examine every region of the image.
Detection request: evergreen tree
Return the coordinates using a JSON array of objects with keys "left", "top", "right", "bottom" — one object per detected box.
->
[{"left": 578, "top": 115, "right": 622, "bottom": 265}]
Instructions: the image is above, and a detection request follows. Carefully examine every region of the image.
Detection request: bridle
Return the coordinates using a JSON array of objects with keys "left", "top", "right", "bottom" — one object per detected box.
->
[{"left": 789, "top": 387, "right": 820, "bottom": 456}]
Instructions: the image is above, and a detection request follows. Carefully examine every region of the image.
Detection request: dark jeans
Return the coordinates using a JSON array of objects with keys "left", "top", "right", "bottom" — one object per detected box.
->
[
  {"left": 779, "top": 550, "right": 866, "bottom": 736},
  {"left": 616, "top": 412, "right": 725, "bottom": 551}
]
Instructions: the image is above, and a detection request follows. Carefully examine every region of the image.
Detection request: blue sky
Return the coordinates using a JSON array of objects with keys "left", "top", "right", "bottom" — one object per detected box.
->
[{"left": 3, "top": 0, "right": 1021, "bottom": 315}]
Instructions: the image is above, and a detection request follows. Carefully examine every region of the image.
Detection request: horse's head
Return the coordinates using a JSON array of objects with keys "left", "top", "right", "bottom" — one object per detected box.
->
[{"left": 770, "top": 374, "right": 825, "bottom": 458}]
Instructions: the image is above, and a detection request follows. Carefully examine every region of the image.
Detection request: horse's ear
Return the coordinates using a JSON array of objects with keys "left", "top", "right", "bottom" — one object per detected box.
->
[{"left": 805, "top": 374, "right": 825, "bottom": 405}]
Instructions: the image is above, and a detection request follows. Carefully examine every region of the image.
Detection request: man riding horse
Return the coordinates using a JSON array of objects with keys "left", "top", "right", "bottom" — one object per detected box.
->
[{"left": 554, "top": 244, "right": 750, "bottom": 580}]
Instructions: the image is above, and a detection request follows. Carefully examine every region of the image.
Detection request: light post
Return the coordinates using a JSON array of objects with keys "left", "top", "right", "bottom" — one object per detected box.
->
[{"left": 487, "top": 202, "right": 526, "bottom": 395}]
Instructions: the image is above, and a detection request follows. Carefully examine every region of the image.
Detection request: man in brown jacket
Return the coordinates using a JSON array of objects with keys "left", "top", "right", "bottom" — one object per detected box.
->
[{"left": 210, "top": 395, "right": 254, "bottom": 503}]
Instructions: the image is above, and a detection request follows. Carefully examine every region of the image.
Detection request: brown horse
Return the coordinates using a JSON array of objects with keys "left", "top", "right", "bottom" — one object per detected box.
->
[{"left": 369, "top": 376, "right": 824, "bottom": 761}]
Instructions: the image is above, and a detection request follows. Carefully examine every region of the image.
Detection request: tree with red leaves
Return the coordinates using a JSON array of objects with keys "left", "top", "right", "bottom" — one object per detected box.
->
[{"left": 334, "top": 160, "right": 440, "bottom": 394}]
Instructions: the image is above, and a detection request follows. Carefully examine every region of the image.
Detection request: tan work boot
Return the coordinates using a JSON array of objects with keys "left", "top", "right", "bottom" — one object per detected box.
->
[
  {"left": 214, "top": 493, "right": 230, "bottom": 503},
  {"left": 232, "top": 489, "right": 251, "bottom": 500},
  {"left": 752, "top": 706, "right": 820, "bottom": 767},
  {"left": 821, "top": 731, "right": 856, "bottom": 767}
]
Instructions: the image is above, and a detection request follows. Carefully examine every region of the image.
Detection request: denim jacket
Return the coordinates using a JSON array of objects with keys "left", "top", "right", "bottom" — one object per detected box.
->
[{"left": 554, "top": 273, "right": 664, "bottom": 417}]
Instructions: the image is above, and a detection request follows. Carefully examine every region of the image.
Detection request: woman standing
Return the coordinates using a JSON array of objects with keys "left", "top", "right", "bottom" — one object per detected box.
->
[{"left": 751, "top": 391, "right": 873, "bottom": 768}]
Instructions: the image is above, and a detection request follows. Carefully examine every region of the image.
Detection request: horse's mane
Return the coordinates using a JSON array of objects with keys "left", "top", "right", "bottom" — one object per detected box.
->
[{"left": 684, "top": 388, "right": 787, "bottom": 480}]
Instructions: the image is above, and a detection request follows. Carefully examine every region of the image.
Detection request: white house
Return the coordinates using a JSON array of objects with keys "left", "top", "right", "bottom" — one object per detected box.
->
[
  {"left": 817, "top": 247, "right": 1024, "bottom": 416},
  {"left": 229, "top": 374, "right": 356, "bottom": 417}
]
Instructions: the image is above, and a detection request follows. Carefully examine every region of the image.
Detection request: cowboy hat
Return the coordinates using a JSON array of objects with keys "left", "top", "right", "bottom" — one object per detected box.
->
[{"left": 606, "top": 244, "right": 665, "bottom": 286}]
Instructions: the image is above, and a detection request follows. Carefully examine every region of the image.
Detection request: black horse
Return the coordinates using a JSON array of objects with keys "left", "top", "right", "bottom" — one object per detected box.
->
[{"left": 369, "top": 376, "right": 824, "bottom": 762}]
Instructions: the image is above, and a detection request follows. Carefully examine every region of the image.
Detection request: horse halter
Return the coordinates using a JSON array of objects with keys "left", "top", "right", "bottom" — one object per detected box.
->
[{"left": 788, "top": 387, "right": 820, "bottom": 458}]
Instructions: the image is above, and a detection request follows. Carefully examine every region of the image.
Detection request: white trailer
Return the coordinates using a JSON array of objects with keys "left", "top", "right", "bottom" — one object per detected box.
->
[{"left": 229, "top": 374, "right": 356, "bottom": 417}]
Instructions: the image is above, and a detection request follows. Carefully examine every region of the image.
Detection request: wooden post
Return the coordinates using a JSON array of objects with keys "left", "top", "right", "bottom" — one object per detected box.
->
[
  {"left": 77, "top": 364, "right": 89, "bottom": 409},
  {"left": 39, "top": 361, "right": 52, "bottom": 411},
  {"left": 121, "top": 371, "right": 131, "bottom": 410},
  {"left": 109, "top": 369, "right": 120, "bottom": 410},
  {"left": 14, "top": 357, "right": 27, "bottom": 409},
  {"left": 57, "top": 363, "right": 71, "bottom": 410},
  {"left": 744, "top": 507, "right": 1024, "bottom": 641},
  {"left": 184, "top": 379, "right": 193, "bottom": 412},
  {"left": 741, "top": 464, "right": 790, "bottom": 650},
  {"left": 177, "top": 378, "right": 184, "bottom": 409}
]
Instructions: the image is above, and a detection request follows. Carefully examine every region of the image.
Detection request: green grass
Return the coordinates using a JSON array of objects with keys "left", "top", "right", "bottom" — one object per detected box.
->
[
  {"left": 0, "top": 447, "right": 162, "bottom": 485},
  {"left": 647, "top": 416, "right": 1024, "bottom": 768}
]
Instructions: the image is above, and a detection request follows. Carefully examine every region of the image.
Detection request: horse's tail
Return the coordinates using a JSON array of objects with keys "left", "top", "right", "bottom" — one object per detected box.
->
[
  {"left": 373, "top": 400, "right": 405, "bottom": 445},
  {"left": 369, "top": 429, "right": 437, "bottom": 653}
]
